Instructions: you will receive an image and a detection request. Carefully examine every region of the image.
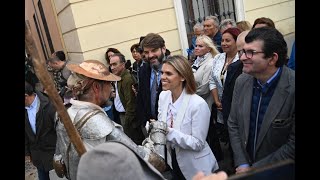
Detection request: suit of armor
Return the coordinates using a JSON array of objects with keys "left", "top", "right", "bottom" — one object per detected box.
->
[{"left": 54, "top": 99, "right": 166, "bottom": 179}]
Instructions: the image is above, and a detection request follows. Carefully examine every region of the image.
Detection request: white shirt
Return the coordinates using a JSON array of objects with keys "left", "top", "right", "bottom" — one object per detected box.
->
[
  {"left": 166, "top": 90, "right": 184, "bottom": 149},
  {"left": 25, "top": 94, "right": 39, "bottom": 134},
  {"left": 114, "top": 82, "right": 125, "bottom": 112}
]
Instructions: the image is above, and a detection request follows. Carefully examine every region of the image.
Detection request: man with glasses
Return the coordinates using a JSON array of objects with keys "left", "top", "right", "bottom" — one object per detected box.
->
[
  {"left": 135, "top": 33, "right": 168, "bottom": 137},
  {"left": 110, "top": 53, "right": 145, "bottom": 145},
  {"left": 228, "top": 27, "right": 295, "bottom": 174}
]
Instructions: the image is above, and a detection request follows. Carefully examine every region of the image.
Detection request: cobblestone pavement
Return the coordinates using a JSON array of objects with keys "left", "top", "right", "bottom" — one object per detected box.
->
[
  {"left": 25, "top": 160, "right": 68, "bottom": 180},
  {"left": 25, "top": 160, "right": 38, "bottom": 180}
]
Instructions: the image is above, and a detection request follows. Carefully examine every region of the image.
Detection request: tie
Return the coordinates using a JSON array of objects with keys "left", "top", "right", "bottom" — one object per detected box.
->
[{"left": 150, "top": 70, "right": 158, "bottom": 118}]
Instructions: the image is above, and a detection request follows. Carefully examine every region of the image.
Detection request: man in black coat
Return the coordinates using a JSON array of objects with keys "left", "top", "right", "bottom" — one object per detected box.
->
[
  {"left": 135, "top": 33, "right": 167, "bottom": 136},
  {"left": 25, "top": 81, "right": 57, "bottom": 180}
]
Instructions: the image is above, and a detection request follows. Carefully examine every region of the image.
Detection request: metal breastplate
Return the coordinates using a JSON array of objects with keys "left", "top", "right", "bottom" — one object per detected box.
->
[
  {"left": 55, "top": 107, "right": 114, "bottom": 180},
  {"left": 55, "top": 105, "right": 167, "bottom": 179}
]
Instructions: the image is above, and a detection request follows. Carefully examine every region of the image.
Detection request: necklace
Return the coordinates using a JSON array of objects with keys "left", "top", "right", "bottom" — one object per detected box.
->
[{"left": 220, "top": 53, "right": 236, "bottom": 86}]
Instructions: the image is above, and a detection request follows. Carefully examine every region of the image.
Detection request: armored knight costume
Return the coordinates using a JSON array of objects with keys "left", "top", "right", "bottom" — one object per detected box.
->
[
  {"left": 54, "top": 99, "right": 166, "bottom": 179},
  {"left": 53, "top": 60, "right": 167, "bottom": 179}
]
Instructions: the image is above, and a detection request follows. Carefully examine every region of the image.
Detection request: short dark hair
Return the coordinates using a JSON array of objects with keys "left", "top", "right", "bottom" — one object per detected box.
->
[
  {"left": 165, "top": 49, "right": 171, "bottom": 56},
  {"left": 25, "top": 81, "right": 35, "bottom": 95},
  {"left": 110, "top": 53, "right": 126, "bottom": 64},
  {"left": 125, "top": 60, "right": 132, "bottom": 70},
  {"left": 54, "top": 51, "right": 66, "bottom": 61},
  {"left": 130, "top": 43, "right": 143, "bottom": 53},
  {"left": 138, "top": 36, "right": 145, "bottom": 47},
  {"left": 245, "top": 27, "right": 287, "bottom": 67},
  {"left": 141, "top": 33, "right": 165, "bottom": 49}
]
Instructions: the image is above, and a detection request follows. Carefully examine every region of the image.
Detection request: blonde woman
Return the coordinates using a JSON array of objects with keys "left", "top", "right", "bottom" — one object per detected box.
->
[
  {"left": 159, "top": 55, "right": 219, "bottom": 180},
  {"left": 192, "top": 35, "right": 219, "bottom": 111}
]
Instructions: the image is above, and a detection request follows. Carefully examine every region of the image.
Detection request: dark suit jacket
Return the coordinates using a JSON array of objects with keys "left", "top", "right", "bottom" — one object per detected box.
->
[
  {"left": 117, "top": 69, "right": 139, "bottom": 128},
  {"left": 25, "top": 91, "right": 57, "bottom": 171},
  {"left": 222, "top": 60, "right": 243, "bottom": 124},
  {"left": 228, "top": 66, "right": 295, "bottom": 168},
  {"left": 136, "top": 62, "right": 162, "bottom": 126}
]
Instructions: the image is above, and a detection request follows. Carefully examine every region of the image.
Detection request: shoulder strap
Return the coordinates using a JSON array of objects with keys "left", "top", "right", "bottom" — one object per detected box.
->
[
  {"left": 74, "top": 109, "right": 102, "bottom": 131},
  {"left": 66, "top": 109, "right": 103, "bottom": 177}
]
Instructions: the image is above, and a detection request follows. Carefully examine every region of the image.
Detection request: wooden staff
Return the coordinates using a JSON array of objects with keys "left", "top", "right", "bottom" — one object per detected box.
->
[{"left": 25, "top": 21, "right": 86, "bottom": 156}]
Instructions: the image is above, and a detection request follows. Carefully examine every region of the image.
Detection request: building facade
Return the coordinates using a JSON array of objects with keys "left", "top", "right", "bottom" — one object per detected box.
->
[{"left": 25, "top": 0, "right": 295, "bottom": 64}]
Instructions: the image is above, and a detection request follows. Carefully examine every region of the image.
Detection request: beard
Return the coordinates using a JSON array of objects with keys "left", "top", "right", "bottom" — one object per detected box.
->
[{"left": 149, "top": 50, "right": 165, "bottom": 70}]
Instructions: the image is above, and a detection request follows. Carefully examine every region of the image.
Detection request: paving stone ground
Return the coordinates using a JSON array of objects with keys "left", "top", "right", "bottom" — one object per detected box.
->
[
  {"left": 25, "top": 160, "right": 68, "bottom": 180},
  {"left": 25, "top": 160, "right": 38, "bottom": 180}
]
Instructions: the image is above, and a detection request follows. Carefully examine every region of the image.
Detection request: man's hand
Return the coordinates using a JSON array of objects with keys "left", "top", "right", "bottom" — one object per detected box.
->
[
  {"left": 235, "top": 166, "right": 251, "bottom": 174},
  {"left": 25, "top": 156, "right": 31, "bottom": 163},
  {"left": 132, "top": 84, "right": 138, "bottom": 96}
]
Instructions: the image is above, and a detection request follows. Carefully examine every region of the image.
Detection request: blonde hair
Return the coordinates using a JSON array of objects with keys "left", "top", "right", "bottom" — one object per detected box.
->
[
  {"left": 163, "top": 55, "right": 196, "bottom": 94},
  {"left": 236, "top": 21, "right": 252, "bottom": 32},
  {"left": 196, "top": 35, "right": 219, "bottom": 57}
]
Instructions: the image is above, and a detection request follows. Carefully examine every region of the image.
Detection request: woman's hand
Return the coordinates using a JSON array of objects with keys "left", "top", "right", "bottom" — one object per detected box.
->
[
  {"left": 215, "top": 101, "right": 222, "bottom": 111},
  {"left": 192, "top": 171, "right": 228, "bottom": 180}
]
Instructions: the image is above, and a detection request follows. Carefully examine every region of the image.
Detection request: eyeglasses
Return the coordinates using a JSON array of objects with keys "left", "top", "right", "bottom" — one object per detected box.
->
[{"left": 238, "top": 49, "right": 264, "bottom": 59}]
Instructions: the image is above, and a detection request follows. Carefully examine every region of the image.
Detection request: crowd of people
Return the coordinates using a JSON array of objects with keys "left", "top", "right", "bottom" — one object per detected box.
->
[{"left": 25, "top": 15, "right": 295, "bottom": 180}]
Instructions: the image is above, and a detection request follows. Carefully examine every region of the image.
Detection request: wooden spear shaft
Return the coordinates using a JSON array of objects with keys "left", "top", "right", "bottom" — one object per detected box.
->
[{"left": 25, "top": 21, "right": 86, "bottom": 156}]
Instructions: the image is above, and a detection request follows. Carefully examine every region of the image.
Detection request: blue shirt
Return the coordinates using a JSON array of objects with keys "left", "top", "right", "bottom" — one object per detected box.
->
[
  {"left": 257, "top": 67, "right": 281, "bottom": 88},
  {"left": 213, "top": 31, "right": 222, "bottom": 53},
  {"left": 25, "top": 94, "right": 39, "bottom": 134}
]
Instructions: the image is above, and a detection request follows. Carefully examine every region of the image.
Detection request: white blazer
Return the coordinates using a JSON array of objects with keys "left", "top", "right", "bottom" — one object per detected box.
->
[
  {"left": 193, "top": 53, "right": 216, "bottom": 111},
  {"left": 158, "top": 89, "right": 219, "bottom": 180}
]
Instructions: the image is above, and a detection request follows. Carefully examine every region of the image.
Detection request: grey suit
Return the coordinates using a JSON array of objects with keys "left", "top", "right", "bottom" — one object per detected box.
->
[{"left": 228, "top": 66, "right": 295, "bottom": 168}]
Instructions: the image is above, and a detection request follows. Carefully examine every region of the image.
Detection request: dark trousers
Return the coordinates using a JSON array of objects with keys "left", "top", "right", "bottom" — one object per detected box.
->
[
  {"left": 37, "top": 166, "right": 50, "bottom": 180},
  {"left": 171, "top": 149, "right": 186, "bottom": 180},
  {"left": 206, "top": 103, "right": 223, "bottom": 161}
]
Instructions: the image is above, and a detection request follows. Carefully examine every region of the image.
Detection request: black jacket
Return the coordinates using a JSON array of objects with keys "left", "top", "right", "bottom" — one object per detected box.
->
[
  {"left": 25, "top": 91, "right": 57, "bottom": 171},
  {"left": 222, "top": 60, "right": 243, "bottom": 124},
  {"left": 136, "top": 62, "right": 162, "bottom": 126}
]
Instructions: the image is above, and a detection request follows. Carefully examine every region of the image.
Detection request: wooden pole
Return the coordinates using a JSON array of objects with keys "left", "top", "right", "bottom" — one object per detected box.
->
[{"left": 25, "top": 21, "right": 86, "bottom": 156}]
